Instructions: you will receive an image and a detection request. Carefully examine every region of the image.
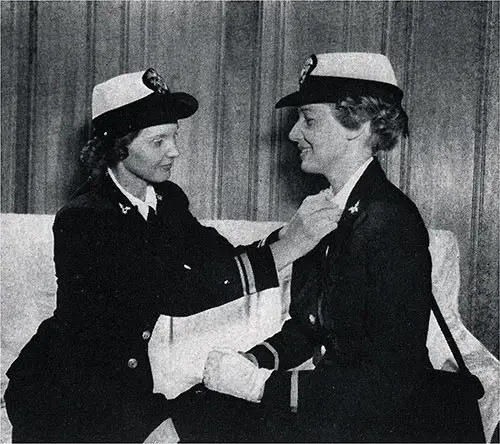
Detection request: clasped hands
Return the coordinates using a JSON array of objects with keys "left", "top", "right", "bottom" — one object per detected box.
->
[
  {"left": 203, "top": 192, "right": 341, "bottom": 402},
  {"left": 202, "top": 347, "right": 271, "bottom": 403}
]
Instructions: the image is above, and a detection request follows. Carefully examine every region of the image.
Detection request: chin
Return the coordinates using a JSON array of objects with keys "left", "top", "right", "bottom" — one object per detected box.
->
[
  {"left": 300, "top": 162, "right": 318, "bottom": 174},
  {"left": 148, "top": 173, "right": 171, "bottom": 183}
]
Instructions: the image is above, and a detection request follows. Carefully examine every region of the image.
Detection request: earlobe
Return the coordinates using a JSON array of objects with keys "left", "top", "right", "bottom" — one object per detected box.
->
[{"left": 346, "top": 121, "right": 370, "bottom": 141}]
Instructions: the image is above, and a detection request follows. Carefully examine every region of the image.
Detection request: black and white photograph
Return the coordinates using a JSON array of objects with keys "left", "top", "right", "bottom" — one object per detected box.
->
[{"left": 1, "top": 1, "right": 499, "bottom": 443}]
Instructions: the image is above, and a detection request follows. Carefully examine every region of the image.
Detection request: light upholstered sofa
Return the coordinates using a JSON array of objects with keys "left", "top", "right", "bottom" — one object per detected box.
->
[{"left": 1, "top": 213, "right": 499, "bottom": 443}]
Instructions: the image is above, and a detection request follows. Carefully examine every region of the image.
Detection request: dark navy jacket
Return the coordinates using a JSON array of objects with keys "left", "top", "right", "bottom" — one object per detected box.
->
[
  {"left": 5, "top": 171, "right": 278, "bottom": 443},
  {"left": 248, "top": 160, "right": 433, "bottom": 436}
]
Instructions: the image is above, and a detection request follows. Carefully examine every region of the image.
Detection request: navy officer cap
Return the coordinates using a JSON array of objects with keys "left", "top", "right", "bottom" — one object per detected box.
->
[
  {"left": 276, "top": 52, "right": 404, "bottom": 108},
  {"left": 92, "top": 68, "right": 198, "bottom": 139}
]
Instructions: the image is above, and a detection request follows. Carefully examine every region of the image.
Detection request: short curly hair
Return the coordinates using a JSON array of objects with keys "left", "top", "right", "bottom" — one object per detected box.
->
[
  {"left": 330, "top": 96, "right": 408, "bottom": 153},
  {"left": 80, "top": 130, "right": 140, "bottom": 177}
]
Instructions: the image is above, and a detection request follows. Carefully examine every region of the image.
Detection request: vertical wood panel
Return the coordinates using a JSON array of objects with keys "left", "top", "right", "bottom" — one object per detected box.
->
[
  {"left": 255, "top": 1, "right": 285, "bottom": 221},
  {"left": 383, "top": 0, "right": 414, "bottom": 188},
  {"left": 406, "top": 2, "right": 486, "bottom": 328},
  {"left": 93, "top": 1, "right": 126, "bottom": 83},
  {"left": 472, "top": 1, "right": 499, "bottom": 357},
  {"left": 218, "top": 2, "right": 260, "bottom": 219},
  {"left": 345, "top": 0, "right": 386, "bottom": 53},
  {"left": 1, "top": 1, "right": 31, "bottom": 213},
  {"left": 30, "top": 1, "right": 88, "bottom": 213},
  {"left": 126, "top": 1, "right": 148, "bottom": 71}
]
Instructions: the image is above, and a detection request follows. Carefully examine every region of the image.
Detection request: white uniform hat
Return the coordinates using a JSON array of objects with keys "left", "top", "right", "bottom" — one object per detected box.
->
[
  {"left": 91, "top": 68, "right": 198, "bottom": 138},
  {"left": 276, "top": 52, "right": 403, "bottom": 108}
]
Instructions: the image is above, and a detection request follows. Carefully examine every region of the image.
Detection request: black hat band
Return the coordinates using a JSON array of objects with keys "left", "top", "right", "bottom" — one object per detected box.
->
[
  {"left": 92, "top": 91, "right": 198, "bottom": 139},
  {"left": 276, "top": 75, "right": 404, "bottom": 108}
]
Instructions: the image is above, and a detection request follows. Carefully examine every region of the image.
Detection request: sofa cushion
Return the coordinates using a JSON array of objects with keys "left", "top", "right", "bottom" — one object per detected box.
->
[{"left": 1, "top": 215, "right": 498, "bottom": 443}]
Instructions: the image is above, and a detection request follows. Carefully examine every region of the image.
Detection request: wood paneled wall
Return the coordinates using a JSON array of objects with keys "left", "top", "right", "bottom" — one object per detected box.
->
[{"left": 2, "top": 1, "right": 498, "bottom": 357}]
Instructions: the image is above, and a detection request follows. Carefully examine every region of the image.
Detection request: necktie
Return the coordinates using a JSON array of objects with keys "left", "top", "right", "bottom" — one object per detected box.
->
[{"left": 147, "top": 206, "right": 156, "bottom": 223}]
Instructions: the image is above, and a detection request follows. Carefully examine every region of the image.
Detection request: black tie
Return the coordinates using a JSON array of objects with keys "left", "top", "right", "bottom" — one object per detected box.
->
[{"left": 147, "top": 207, "right": 156, "bottom": 224}]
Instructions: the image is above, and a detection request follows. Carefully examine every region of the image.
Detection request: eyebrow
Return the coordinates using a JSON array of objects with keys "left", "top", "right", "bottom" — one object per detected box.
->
[{"left": 151, "top": 130, "right": 179, "bottom": 139}]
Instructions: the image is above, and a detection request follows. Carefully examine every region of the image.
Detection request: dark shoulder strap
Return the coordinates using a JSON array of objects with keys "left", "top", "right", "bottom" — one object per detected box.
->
[{"left": 430, "top": 294, "right": 471, "bottom": 376}]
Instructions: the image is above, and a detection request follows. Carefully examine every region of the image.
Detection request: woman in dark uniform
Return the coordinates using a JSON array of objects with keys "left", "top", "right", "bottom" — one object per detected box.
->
[
  {"left": 181, "top": 53, "right": 436, "bottom": 443},
  {"left": 4, "top": 68, "right": 340, "bottom": 443}
]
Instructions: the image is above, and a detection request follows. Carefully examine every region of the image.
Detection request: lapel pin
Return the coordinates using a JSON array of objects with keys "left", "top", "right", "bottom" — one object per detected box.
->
[
  {"left": 119, "top": 202, "right": 131, "bottom": 214},
  {"left": 347, "top": 200, "right": 360, "bottom": 215},
  {"left": 156, "top": 193, "right": 163, "bottom": 201}
]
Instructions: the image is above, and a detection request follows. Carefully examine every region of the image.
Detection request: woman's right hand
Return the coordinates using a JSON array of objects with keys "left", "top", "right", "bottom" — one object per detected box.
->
[{"left": 270, "top": 193, "right": 342, "bottom": 270}]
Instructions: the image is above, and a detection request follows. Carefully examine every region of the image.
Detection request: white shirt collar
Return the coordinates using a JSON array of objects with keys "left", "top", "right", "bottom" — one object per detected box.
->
[
  {"left": 321, "top": 157, "right": 373, "bottom": 210},
  {"left": 107, "top": 168, "right": 157, "bottom": 220}
]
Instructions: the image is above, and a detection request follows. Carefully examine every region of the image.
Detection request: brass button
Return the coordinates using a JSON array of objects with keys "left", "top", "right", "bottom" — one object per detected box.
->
[
  {"left": 142, "top": 330, "right": 151, "bottom": 340},
  {"left": 128, "top": 358, "right": 138, "bottom": 369},
  {"left": 308, "top": 314, "right": 316, "bottom": 325},
  {"left": 224, "top": 279, "right": 230, "bottom": 285}
]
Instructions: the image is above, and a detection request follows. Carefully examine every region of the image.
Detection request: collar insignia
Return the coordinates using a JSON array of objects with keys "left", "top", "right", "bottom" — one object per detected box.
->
[
  {"left": 119, "top": 202, "right": 131, "bottom": 214},
  {"left": 347, "top": 200, "right": 360, "bottom": 215}
]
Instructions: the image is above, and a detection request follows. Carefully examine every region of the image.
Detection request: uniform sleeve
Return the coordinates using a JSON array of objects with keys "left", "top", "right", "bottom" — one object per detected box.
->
[
  {"left": 148, "top": 182, "right": 282, "bottom": 315},
  {"left": 359, "top": 202, "right": 432, "bottom": 377},
  {"left": 247, "top": 317, "right": 317, "bottom": 370},
  {"left": 53, "top": 205, "right": 280, "bottom": 319}
]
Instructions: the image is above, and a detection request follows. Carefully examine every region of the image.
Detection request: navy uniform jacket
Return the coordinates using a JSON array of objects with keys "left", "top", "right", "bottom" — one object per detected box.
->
[
  {"left": 248, "top": 159, "right": 433, "bottom": 438},
  {"left": 5, "top": 171, "right": 278, "bottom": 443}
]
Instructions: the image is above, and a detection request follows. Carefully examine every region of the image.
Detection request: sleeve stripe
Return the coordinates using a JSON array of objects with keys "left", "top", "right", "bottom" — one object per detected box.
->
[
  {"left": 239, "top": 252, "right": 256, "bottom": 295},
  {"left": 235, "top": 255, "right": 250, "bottom": 295},
  {"left": 290, "top": 369, "right": 299, "bottom": 413},
  {"left": 262, "top": 341, "right": 280, "bottom": 370}
]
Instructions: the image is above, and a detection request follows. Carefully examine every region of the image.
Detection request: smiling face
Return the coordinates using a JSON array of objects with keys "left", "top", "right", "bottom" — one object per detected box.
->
[
  {"left": 288, "top": 103, "right": 351, "bottom": 178},
  {"left": 123, "top": 123, "right": 179, "bottom": 181},
  {"left": 112, "top": 123, "right": 180, "bottom": 197}
]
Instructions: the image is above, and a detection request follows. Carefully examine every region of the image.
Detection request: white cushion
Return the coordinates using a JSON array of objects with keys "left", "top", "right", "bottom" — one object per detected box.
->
[{"left": 1, "top": 214, "right": 498, "bottom": 443}]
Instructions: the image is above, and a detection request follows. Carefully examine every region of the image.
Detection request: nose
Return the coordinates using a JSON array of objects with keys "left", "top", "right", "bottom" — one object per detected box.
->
[
  {"left": 164, "top": 140, "right": 180, "bottom": 158},
  {"left": 288, "top": 120, "right": 302, "bottom": 143}
]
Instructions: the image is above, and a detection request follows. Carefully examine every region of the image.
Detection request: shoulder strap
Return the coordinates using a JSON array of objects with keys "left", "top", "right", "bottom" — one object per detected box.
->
[{"left": 430, "top": 294, "right": 471, "bottom": 376}]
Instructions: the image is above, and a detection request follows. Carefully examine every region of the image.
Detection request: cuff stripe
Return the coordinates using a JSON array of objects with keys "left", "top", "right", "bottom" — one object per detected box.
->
[
  {"left": 262, "top": 341, "right": 279, "bottom": 371},
  {"left": 236, "top": 255, "right": 250, "bottom": 295},
  {"left": 290, "top": 370, "right": 299, "bottom": 413},
  {"left": 240, "top": 252, "right": 256, "bottom": 295}
]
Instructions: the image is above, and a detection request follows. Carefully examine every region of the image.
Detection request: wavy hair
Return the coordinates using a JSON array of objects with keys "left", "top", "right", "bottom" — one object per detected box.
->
[
  {"left": 331, "top": 96, "right": 409, "bottom": 153},
  {"left": 80, "top": 130, "right": 140, "bottom": 177}
]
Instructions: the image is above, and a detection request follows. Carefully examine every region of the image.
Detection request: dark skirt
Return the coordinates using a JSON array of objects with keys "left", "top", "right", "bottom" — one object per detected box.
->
[
  {"left": 4, "top": 370, "right": 171, "bottom": 443},
  {"left": 171, "top": 371, "right": 402, "bottom": 443}
]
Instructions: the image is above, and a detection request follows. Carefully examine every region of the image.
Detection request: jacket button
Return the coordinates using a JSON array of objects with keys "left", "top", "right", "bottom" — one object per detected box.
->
[
  {"left": 128, "top": 358, "right": 138, "bottom": 369},
  {"left": 224, "top": 279, "right": 230, "bottom": 285},
  {"left": 309, "top": 314, "right": 316, "bottom": 325},
  {"left": 142, "top": 330, "right": 151, "bottom": 340}
]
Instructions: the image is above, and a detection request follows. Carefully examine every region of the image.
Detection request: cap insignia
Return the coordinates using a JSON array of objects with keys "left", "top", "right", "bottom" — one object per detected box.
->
[
  {"left": 142, "top": 68, "right": 170, "bottom": 95},
  {"left": 299, "top": 54, "right": 318, "bottom": 85}
]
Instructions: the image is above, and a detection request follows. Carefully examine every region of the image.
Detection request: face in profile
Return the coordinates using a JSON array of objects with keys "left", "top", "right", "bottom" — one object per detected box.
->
[
  {"left": 120, "top": 123, "right": 180, "bottom": 184},
  {"left": 288, "top": 103, "right": 351, "bottom": 177}
]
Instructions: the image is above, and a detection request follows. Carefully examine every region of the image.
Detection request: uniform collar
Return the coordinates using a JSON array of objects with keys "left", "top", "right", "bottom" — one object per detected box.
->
[
  {"left": 107, "top": 168, "right": 157, "bottom": 220},
  {"left": 321, "top": 157, "right": 374, "bottom": 210}
]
